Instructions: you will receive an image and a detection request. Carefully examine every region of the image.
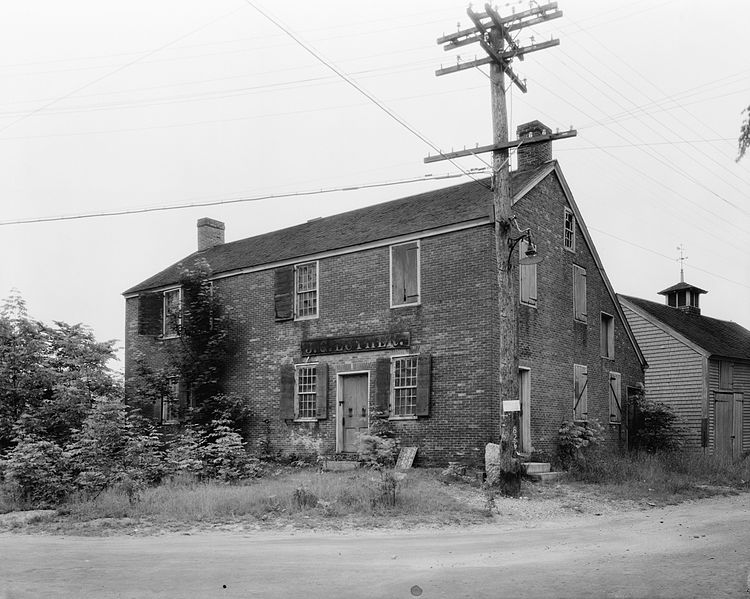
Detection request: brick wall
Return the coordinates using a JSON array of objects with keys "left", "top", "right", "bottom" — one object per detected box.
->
[
  {"left": 125, "top": 169, "right": 644, "bottom": 464},
  {"left": 514, "top": 172, "right": 644, "bottom": 452}
]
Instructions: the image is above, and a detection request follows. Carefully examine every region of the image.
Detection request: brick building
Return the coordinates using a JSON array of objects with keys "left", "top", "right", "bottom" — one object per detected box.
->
[{"left": 123, "top": 121, "right": 646, "bottom": 465}]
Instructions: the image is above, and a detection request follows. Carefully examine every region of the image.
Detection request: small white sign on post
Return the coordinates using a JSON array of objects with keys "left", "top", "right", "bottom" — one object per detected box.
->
[{"left": 502, "top": 399, "right": 521, "bottom": 412}]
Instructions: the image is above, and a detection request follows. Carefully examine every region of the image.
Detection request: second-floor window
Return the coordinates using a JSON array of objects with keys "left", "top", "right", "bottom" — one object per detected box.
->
[
  {"left": 391, "top": 241, "right": 420, "bottom": 307},
  {"left": 163, "top": 288, "right": 182, "bottom": 337},
  {"left": 295, "top": 261, "right": 318, "bottom": 319}
]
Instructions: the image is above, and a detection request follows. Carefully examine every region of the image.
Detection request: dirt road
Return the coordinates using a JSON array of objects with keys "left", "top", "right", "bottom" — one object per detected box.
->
[{"left": 1, "top": 493, "right": 748, "bottom": 599}]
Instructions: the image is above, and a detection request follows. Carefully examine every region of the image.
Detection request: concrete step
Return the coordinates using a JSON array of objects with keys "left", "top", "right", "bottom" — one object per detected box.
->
[
  {"left": 526, "top": 471, "right": 564, "bottom": 483},
  {"left": 522, "top": 462, "right": 551, "bottom": 475},
  {"left": 321, "top": 459, "right": 360, "bottom": 472}
]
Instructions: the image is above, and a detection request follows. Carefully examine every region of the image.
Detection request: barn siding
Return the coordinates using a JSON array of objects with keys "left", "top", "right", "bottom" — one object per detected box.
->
[{"left": 621, "top": 305, "right": 705, "bottom": 449}]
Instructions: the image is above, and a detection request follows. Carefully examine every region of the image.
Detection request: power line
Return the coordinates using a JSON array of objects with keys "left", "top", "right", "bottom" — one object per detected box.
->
[
  {"left": 588, "top": 225, "right": 750, "bottom": 290},
  {"left": 0, "top": 170, "right": 490, "bottom": 227},
  {"left": 0, "top": 5, "right": 245, "bottom": 135},
  {"left": 242, "top": 1, "right": 494, "bottom": 184}
]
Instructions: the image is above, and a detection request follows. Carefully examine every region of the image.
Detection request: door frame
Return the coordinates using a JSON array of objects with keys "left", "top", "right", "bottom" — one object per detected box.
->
[
  {"left": 518, "top": 367, "right": 531, "bottom": 453},
  {"left": 336, "top": 370, "right": 370, "bottom": 453}
]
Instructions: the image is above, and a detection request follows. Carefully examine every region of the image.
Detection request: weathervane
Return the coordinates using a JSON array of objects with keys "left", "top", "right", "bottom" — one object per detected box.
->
[{"left": 677, "top": 244, "right": 688, "bottom": 283}]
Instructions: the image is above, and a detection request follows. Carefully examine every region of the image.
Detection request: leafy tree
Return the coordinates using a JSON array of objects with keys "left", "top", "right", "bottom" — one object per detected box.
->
[
  {"left": 738, "top": 104, "right": 750, "bottom": 162},
  {"left": 630, "top": 391, "right": 683, "bottom": 453},
  {"left": 0, "top": 291, "right": 119, "bottom": 449}
]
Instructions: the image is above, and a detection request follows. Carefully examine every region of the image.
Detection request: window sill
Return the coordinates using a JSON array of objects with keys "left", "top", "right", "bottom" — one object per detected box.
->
[
  {"left": 293, "top": 417, "right": 318, "bottom": 423},
  {"left": 600, "top": 355, "right": 614, "bottom": 361},
  {"left": 520, "top": 301, "right": 538, "bottom": 309},
  {"left": 294, "top": 315, "right": 319, "bottom": 322},
  {"left": 162, "top": 334, "right": 180, "bottom": 340},
  {"left": 390, "top": 303, "right": 421, "bottom": 310},
  {"left": 389, "top": 415, "right": 418, "bottom": 421},
  {"left": 564, "top": 246, "right": 576, "bottom": 254}
]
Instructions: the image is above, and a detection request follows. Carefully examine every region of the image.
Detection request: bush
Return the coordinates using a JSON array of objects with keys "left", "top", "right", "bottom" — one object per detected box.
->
[
  {"left": 2, "top": 437, "right": 73, "bottom": 506},
  {"left": 631, "top": 393, "right": 683, "bottom": 452},
  {"left": 166, "top": 419, "right": 260, "bottom": 483},
  {"left": 558, "top": 419, "right": 605, "bottom": 470},
  {"left": 357, "top": 432, "right": 398, "bottom": 469}
]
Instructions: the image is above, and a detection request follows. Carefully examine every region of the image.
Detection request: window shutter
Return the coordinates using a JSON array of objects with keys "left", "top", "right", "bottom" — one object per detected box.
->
[
  {"left": 519, "top": 240, "right": 537, "bottom": 306},
  {"left": 719, "top": 361, "right": 733, "bottom": 389},
  {"left": 374, "top": 357, "right": 391, "bottom": 416},
  {"left": 573, "top": 364, "right": 588, "bottom": 420},
  {"left": 609, "top": 372, "right": 622, "bottom": 423},
  {"left": 415, "top": 353, "right": 431, "bottom": 416},
  {"left": 573, "top": 266, "right": 587, "bottom": 321},
  {"left": 315, "top": 363, "right": 328, "bottom": 419},
  {"left": 138, "top": 292, "right": 163, "bottom": 336},
  {"left": 391, "top": 245, "right": 407, "bottom": 304},
  {"left": 274, "top": 267, "right": 294, "bottom": 321},
  {"left": 280, "top": 364, "right": 295, "bottom": 419},
  {"left": 404, "top": 244, "right": 419, "bottom": 303}
]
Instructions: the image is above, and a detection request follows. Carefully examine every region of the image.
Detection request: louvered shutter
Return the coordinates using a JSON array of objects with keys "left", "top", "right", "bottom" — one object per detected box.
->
[
  {"left": 280, "top": 364, "right": 295, "bottom": 419},
  {"left": 391, "top": 245, "right": 407, "bottom": 305},
  {"left": 404, "top": 244, "right": 419, "bottom": 304},
  {"left": 315, "top": 363, "right": 328, "bottom": 419},
  {"left": 415, "top": 353, "right": 431, "bottom": 416},
  {"left": 274, "top": 267, "right": 294, "bottom": 321},
  {"left": 608, "top": 372, "right": 622, "bottom": 423},
  {"left": 573, "top": 364, "right": 588, "bottom": 420},
  {"left": 375, "top": 357, "right": 391, "bottom": 416},
  {"left": 138, "top": 292, "right": 163, "bottom": 336},
  {"left": 519, "top": 240, "right": 537, "bottom": 306},
  {"left": 573, "top": 266, "right": 587, "bottom": 321}
]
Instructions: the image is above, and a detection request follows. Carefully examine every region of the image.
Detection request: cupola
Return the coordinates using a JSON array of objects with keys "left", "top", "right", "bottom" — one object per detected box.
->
[{"left": 657, "top": 281, "right": 707, "bottom": 316}]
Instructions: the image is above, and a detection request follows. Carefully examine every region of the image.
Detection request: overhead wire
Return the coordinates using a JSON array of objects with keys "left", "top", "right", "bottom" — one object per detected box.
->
[
  {"left": 242, "top": 1, "right": 494, "bottom": 184},
  {"left": 0, "top": 170, "right": 491, "bottom": 227}
]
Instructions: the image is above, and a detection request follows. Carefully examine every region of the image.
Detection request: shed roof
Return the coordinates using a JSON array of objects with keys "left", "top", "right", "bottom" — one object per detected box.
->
[
  {"left": 619, "top": 294, "right": 750, "bottom": 361},
  {"left": 124, "top": 167, "right": 543, "bottom": 295}
]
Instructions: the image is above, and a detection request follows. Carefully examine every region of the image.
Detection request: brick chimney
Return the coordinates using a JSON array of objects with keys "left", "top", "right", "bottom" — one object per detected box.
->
[
  {"left": 197, "top": 217, "right": 225, "bottom": 251},
  {"left": 516, "top": 120, "right": 552, "bottom": 171}
]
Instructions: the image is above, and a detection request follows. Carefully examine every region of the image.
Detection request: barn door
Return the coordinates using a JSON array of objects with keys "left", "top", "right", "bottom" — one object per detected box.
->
[{"left": 714, "top": 392, "right": 742, "bottom": 460}]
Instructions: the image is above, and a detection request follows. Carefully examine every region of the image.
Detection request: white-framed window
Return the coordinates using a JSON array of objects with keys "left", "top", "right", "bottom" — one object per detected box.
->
[
  {"left": 294, "top": 261, "right": 318, "bottom": 320},
  {"left": 609, "top": 371, "right": 622, "bottom": 424},
  {"left": 573, "top": 364, "right": 588, "bottom": 421},
  {"left": 163, "top": 288, "right": 182, "bottom": 338},
  {"left": 519, "top": 238, "right": 538, "bottom": 307},
  {"left": 162, "top": 377, "right": 180, "bottom": 424},
  {"left": 391, "top": 241, "right": 420, "bottom": 307},
  {"left": 600, "top": 312, "right": 614, "bottom": 359},
  {"left": 564, "top": 208, "right": 575, "bottom": 252},
  {"left": 295, "top": 364, "right": 318, "bottom": 419},
  {"left": 392, "top": 355, "right": 419, "bottom": 417},
  {"left": 573, "top": 265, "right": 587, "bottom": 322}
]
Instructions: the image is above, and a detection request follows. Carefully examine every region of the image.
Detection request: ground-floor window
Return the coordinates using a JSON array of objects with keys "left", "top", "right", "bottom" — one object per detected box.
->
[
  {"left": 392, "top": 355, "right": 419, "bottom": 416},
  {"left": 296, "top": 364, "right": 318, "bottom": 419}
]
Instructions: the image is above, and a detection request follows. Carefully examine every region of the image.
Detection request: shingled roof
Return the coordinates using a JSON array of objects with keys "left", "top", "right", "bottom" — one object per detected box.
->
[
  {"left": 619, "top": 294, "right": 750, "bottom": 361},
  {"left": 124, "top": 167, "right": 544, "bottom": 295}
]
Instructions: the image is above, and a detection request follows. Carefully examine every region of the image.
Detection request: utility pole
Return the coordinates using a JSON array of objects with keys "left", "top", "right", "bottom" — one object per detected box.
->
[{"left": 430, "top": 3, "right": 574, "bottom": 453}]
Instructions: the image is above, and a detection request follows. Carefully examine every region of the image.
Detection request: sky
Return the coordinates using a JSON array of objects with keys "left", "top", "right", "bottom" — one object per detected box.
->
[{"left": 2, "top": 0, "right": 749, "bottom": 371}]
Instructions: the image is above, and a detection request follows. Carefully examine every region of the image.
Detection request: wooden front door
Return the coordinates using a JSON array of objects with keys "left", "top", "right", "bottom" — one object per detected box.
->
[
  {"left": 715, "top": 392, "right": 743, "bottom": 460},
  {"left": 340, "top": 373, "right": 369, "bottom": 453},
  {"left": 518, "top": 369, "right": 531, "bottom": 453}
]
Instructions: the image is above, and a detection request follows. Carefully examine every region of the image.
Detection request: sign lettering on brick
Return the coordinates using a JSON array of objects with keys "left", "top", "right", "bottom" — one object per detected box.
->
[{"left": 301, "top": 332, "right": 410, "bottom": 356}]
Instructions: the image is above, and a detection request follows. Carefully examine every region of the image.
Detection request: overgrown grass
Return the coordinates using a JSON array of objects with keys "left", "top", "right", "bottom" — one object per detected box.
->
[
  {"left": 5, "top": 468, "right": 487, "bottom": 528},
  {"left": 568, "top": 450, "right": 750, "bottom": 502}
]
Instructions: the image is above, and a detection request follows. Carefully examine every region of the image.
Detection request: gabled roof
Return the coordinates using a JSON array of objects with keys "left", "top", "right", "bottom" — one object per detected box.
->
[
  {"left": 123, "top": 167, "right": 543, "bottom": 295},
  {"left": 619, "top": 294, "right": 750, "bottom": 361},
  {"left": 658, "top": 281, "right": 707, "bottom": 295}
]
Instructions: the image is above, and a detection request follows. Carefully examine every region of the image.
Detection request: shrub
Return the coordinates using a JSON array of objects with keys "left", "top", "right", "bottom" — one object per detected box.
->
[
  {"left": 558, "top": 419, "right": 605, "bottom": 470},
  {"left": 631, "top": 393, "right": 683, "bottom": 452},
  {"left": 357, "top": 432, "right": 398, "bottom": 469},
  {"left": 2, "top": 437, "right": 73, "bottom": 506}
]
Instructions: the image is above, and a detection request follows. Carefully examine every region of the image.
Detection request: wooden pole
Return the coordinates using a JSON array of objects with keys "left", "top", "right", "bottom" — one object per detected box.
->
[{"left": 488, "top": 27, "right": 518, "bottom": 450}]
